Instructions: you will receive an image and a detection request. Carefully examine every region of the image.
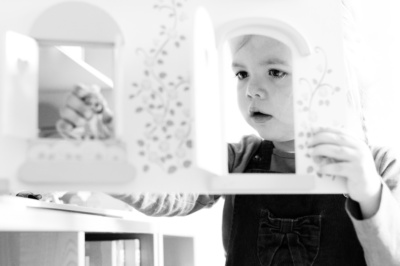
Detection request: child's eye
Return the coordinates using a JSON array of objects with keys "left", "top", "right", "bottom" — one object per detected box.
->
[
  {"left": 268, "top": 69, "right": 287, "bottom": 79},
  {"left": 235, "top": 71, "right": 248, "bottom": 80}
]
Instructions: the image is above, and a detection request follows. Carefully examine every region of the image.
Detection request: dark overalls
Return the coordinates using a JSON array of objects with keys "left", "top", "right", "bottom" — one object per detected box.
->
[{"left": 223, "top": 140, "right": 367, "bottom": 266}]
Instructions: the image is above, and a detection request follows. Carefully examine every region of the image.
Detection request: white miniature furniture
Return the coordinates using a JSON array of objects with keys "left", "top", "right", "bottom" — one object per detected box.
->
[{"left": 0, "top": 0, "right": 350, "bottom": 194}]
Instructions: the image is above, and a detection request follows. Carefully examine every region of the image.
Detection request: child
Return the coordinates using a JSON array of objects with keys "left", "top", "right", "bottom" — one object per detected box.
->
[
  {"left": 56, "top": 3, "right": 400, "bottom": 266},
  {"left": 110, "top": 35, "right": 400, "bottom": 266}
]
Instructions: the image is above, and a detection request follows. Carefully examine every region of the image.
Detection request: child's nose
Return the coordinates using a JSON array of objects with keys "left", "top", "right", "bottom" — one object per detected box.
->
[{"left": 246, "top": 80, "right": 267, "bottom": 99}]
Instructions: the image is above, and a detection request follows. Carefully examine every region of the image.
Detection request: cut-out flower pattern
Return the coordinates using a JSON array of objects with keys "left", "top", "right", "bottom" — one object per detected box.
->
[
  {"left": 129, "top": 0, "right": 191, "bottom": 174},
  {"left": 297, "top": 47, "right": 342, "bottom": 177}
]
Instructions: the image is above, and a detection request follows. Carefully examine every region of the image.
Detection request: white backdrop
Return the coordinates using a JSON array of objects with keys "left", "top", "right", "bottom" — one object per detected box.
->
[{"left": 356, "top": 0, "right": 400, "bottom": 153}]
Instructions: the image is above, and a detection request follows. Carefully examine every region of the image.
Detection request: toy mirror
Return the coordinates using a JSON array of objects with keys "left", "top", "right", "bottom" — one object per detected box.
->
[
  {"left": 30, "top": 2, "right": 119, "bottom": 140},
  {"left": 193, "top": 1, "right": 351, "bottom": 193}
]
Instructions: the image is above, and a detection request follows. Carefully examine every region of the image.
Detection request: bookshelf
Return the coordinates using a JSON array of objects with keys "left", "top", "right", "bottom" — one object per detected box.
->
[{"left": 0, "top": 196, "right": 195, "bottom": 266}]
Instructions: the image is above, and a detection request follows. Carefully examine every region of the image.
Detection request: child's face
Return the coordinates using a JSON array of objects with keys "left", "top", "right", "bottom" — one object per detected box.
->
[{"left": 230, "top": 35, "right": 294, "bottom": 148}]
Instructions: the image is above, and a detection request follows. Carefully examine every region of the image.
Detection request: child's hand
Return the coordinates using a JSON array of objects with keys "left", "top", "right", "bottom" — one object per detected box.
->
[
  {"left": 56, "top": 84, "right": 113, "bottom": 140},
  {"left": 309, "top": 128, "right": 382, "bottom": 217}
]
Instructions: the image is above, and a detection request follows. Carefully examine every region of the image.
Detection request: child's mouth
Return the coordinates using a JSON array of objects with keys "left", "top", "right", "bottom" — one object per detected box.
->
[{"left": 250, "top": 111, "right": 273, "bottom": 123}]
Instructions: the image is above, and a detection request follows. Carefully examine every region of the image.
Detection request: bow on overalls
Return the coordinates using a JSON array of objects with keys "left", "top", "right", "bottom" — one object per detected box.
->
[{"left": 258, "top": 210, "right": 322, "bottom": 266}]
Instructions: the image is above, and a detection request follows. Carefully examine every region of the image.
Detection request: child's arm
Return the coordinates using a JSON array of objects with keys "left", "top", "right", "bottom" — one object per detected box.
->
[
  {"left": 110, "top": 193, "right": 220, "bottom": 217},
  {"left": 347, "top": 147, "right": 400, "bottom": 266},
  {"left": 110, "top": 136, "right": 262, "bottom": 217},
  {"left": 309, "top": 128, "right": 400, "bottom": 265}
]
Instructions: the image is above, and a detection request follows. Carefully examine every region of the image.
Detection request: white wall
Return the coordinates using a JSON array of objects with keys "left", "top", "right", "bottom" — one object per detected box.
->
[{"left": 351, "top": 0, "right": 400, "bottom": 152}]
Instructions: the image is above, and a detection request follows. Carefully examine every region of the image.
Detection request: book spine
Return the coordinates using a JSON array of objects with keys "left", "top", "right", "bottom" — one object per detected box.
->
[
  {"left": 124, "top": 239, "right": 141, "bottom": 266},
  {"left": 86, "top": 240, "right": 125, "bottom": 266}
]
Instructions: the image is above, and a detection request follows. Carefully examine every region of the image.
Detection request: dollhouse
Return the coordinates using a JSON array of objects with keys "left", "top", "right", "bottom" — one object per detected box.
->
[{"left": 0, "top": 0, "right": 351, "bottom": 194}]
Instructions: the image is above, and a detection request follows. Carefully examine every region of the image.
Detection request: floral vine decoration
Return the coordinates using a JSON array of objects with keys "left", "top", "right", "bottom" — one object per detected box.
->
[
  {"left": 296, "top": 47, "right": 342, "bottom": 178},
  {"left": 129, "top": 0, "right": 192, "bottom": 174}
]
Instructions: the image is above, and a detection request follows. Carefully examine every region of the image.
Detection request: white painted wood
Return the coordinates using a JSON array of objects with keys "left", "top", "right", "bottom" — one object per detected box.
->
[
  {"left": 0, "top": 232, "right": 84, "bottom": 266},
  {"left": 0, "top": 196, "right": 156, "bottom": 233}
]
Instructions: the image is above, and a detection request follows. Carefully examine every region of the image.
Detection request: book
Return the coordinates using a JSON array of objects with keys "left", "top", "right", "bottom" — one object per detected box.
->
[
  {"left": 124, "top": 239, "right": 141, "bottom": 266},
  {"left": 85, "top": 239, "right": 140, "bottom": 266},
  {"left": 86, "top": 240, "right": 121, "bottom": 266}
]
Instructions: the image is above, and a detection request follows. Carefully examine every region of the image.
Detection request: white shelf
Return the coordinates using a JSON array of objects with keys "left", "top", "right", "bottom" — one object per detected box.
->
[
  {"left": 0, "top": 195, "right": 156, "bottom": 233},
  {"left": 0, "top": 195, "right": 198, "bottom": 266}
]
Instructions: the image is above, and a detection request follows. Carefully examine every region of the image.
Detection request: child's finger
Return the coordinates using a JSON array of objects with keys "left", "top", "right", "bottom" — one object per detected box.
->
[
  {"left": 65, "top": 93, "right": 94, "bottom": 119},
  {"left": 102, "top": 107, "right": 113, "bottom": 124},
  {"left": 308, "top": 130, "right": 359, "bottom": 149},
  {"left": 56, "top": 119, "right": 74, "bottom": 131},
  {"left": 73, "top": 84, "right": 108, "bottom": 114},
  {"left": 82, "top": 94, "right": 104, "bottom": 114},
  {"left": 317, "top": 161, "right": 355, "bottom": 179},
  {"left": 59, "top": 106, "right": 87, "bottom": 127},
  {"left": 311, "top": 144, "right": 357, "bottom": 162},
  {"left": 72, "top": 84, "right": 92, "bottom": 99},
  {"left": 56, "top": 119, "right": 79, "bottom": 139},
  {"left": 312, "top": 126, "right": 347, "bottom": 135},
  {"left": 312, "top": 127, "right": 362, "bottom": 142}
]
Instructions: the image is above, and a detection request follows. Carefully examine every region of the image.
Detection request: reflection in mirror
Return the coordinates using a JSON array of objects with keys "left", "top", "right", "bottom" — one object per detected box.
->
[
  {"left": 222, "top": 34, "right": 295, "bottom": 170},
  {"left": 37, "top": 42, "right": 115, "bottom": 139},
  {"left": 29, "top": 1, "right": 122, "bottom": 141}
]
